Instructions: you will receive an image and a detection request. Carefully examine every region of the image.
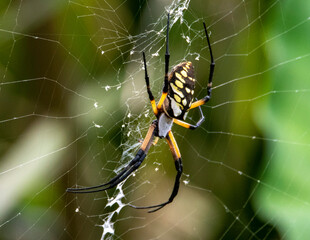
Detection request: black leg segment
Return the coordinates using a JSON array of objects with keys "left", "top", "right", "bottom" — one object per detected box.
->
[{"left": 164, "top": 13, "right": 170, "bottom": 93}]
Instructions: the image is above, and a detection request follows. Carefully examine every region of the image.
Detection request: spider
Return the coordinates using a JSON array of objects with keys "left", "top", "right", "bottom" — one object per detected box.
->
[{"left": 67, "top": 14, "right": 215, "bottom": 213}]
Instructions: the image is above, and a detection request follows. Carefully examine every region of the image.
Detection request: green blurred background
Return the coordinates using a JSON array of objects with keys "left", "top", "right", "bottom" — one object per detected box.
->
[{"left": 0, "top": 0, "right": 309, "bottom": 239}]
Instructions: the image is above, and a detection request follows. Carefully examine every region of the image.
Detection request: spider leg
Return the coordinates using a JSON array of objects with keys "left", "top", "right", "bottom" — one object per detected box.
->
[
  {"left": 67, "top": 122, "right": 157, "bottom": 194},
  {"left": 67, "top": 150, "right": 146, "bottom": 194},
  {"left": 157, "top": 13, "right": 170, "bottom": 110},
  {"left": 190, "top": 22, "right": 215, "bottom": 110},
  {"left": 142, "top": 52, "right": 158, "bottom": 116},
  {"left": 130, "top": 130, "right": 182, "bottom": 213},
  {"left": 173, "top": 104, "right": 205, "bottom": 129}
]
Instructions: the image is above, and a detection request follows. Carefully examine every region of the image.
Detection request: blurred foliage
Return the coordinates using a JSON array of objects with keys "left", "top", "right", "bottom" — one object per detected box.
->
[{"left": 253, "top": 0, "right": 310, "bottom": 239}]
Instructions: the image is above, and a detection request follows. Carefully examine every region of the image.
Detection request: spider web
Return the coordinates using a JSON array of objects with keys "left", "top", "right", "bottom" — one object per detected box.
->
[{"left": 0, "top": 0, "right": 310, "bottom": 239}]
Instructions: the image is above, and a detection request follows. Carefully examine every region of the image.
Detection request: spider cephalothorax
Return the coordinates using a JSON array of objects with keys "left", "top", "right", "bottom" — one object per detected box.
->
[{"left": 67, "top": 14, "right": 215, "bottom": 213}]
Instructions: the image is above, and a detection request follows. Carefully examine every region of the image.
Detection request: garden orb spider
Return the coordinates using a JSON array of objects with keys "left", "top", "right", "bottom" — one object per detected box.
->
[{"left": 67, "top": 14, "right": 215, "bottom": 213}]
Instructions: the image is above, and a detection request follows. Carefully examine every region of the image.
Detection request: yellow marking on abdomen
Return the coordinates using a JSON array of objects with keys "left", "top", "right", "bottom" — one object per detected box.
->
[
  {"left": 174, "top": 94, "right": 181, "bottom": 103},
  {"left": 175, "top": 80, "right": 183, "bottom": 88},
  {"left": 180, "top": 70, "right": 188, "bottom": 77},
  {"left": 170, "top": 83, "right": 184, "bottom": 98},
  {"left": 175, "top": 72, "right": 185, "bottom": 83}
]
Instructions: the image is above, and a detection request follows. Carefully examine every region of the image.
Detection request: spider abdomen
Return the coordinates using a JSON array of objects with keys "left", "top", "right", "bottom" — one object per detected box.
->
[{"left": 164, "top": 61, "right": 195, "bottom": 120}]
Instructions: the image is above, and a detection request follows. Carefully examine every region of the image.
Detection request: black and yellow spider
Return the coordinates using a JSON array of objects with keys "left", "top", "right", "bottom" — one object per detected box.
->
[{"left": 67, "top": 14, "right": 215, "bottom": 213}]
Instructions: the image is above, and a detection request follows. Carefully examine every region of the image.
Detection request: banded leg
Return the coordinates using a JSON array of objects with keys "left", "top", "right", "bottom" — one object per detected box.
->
[
  {"left": 157, "top": 14, "right": 170, "bottom": 110},
  {"left": 130, "top": 130, "right": 183, "bottom": 213},
  {"left": 173, "top": 105, "right": 205, "bottom": 129},
  {"left": 67, "top": 122, "right": 157, "bottom": 194},
  {"left": 143, "top": 52, "right": 158, "bottom": 116},
  {"left": 190, "top": 22, "right": 215, "bottom": 109}
]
